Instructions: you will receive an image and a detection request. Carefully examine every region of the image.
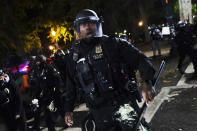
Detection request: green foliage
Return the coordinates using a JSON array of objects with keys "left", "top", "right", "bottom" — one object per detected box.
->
[
  {"left": 23, "top": 31, "right": 42, "bottom": 53},
  {"left": 0, "top": 0, "right": 74, "bottom": 62},
  {"left": 174, "top": 0, "right": 179, "bottom": 14},
  {"left": 192, "top": 3, "right": 197, "bottom": 19},
  {"left": 13, "top": 0, "right": 74, "bottom": 54},
  {"left": 172, "top": 1, "right": 197, "bottom": 22},
  {"left": 47, "top": 22, "right": 73, "bottom": 44},
  {"left": 172, "top": 0, "right": 180, "bottom": 21}
]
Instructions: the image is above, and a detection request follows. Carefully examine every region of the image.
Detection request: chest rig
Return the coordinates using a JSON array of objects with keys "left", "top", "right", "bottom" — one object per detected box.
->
[
  {"left": 73, "top": 38, "right": 142, "bottom": 107},
  {"left": 73, "top": 39, "right": 115, "bottom": 106}
]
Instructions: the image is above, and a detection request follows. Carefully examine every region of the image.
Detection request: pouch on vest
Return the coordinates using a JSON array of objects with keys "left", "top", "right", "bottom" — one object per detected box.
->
[{"left": 76, "top": 58, "right": 96, "bottom": 100}]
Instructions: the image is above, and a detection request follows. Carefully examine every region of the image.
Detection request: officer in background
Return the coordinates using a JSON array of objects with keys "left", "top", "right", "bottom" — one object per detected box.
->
[
  {"left": 119, "top": 34, "right": 128, "bottom": 41},
  {"left": 64, "top": 9, "right": 155, "bottom": 131},
  {"left": 0, "top": 69, "right": 27, "bottom": 131},
  {"left": 175, "top": 21, "right": 197, "bottom": 75},
  {"left": 52, "top": 49, "right": 69, "bottom": 83},
  {"left": 28, "top": 55, "right": 65, "bottom": 131},
  {"left": 149, "top": 24, "right": 163, "bottom": 57}
]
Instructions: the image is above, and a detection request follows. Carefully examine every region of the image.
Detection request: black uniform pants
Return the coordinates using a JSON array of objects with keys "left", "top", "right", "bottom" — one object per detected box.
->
[
  {"left": 33, "top": 95, "right": 65, "bottom": 131},
  {"left": 33, "top": 101, "right": 56, "bottom": 131},
  {"left": 178, "top": 46, "right": 197, "bottom": 72}
]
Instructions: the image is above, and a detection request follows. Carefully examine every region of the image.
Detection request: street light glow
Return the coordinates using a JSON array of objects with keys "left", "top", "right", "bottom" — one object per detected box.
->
[
  {"left": 51, "top": 31, "right": 56, "bottom": 36},
  {"left": 124, "top": 30, "right": 127, "bottom": 33},
  {"left": 49, "top": 45, "right": 54, "bottom": 50},
  {"left": 138, "top": 21, "right": 143, "bottom": 27}
]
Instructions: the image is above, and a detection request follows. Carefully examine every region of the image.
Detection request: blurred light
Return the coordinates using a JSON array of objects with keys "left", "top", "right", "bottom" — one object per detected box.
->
[
  {"left": 19, "top": 61, "right": 29, "bottom": 73},
  {"left": 51, "top": 31, "right": 56, "bottom": 36},
  {"left": 6, "top": 61, "right": 29, "bottom": 74},
  {"left": 115, "top": 32, "right": 117, "bottom": 35},
  {"left": 49, "top": 45, "right": 54, "bottom": 50},
  {"left": 138, "top": 21, "right": 143, "bottom": 27},
  {"left": 124, "top": 30, "right": 127, "bottom": 33},
  {"left": 19, "top": 65, "right": 28, "bottom": 73},
  {"left": 165, "top": 0, "right": 168, "bottom": 4},
  {"left": 12, "top": 67, "right": 17, "bottom": 73}
]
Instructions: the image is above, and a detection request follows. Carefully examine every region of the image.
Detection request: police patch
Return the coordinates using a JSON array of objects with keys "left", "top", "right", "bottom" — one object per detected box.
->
[
  {"left": 95, "top": 45, "right": 102, "bottom": 54},
  {"left": 93, "top": 53, "right": 103, "bottom": 60}
]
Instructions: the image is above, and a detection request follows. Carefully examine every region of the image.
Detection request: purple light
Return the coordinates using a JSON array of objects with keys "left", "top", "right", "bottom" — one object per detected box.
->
[{"left": 19, "top": 61, "right": 29, "bottom": 73}]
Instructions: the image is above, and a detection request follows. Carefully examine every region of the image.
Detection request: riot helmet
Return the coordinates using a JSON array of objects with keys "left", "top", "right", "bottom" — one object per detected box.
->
[
  {"left": 177, "top": 21, "right": 187, "bottom": 29},
  {"left": 35, "top": 55, "right": 46, "bottom": 63},
  {"left": 177, "top": 21, "right": 185, "bottom": 27},
  {"left": 35, "top": 55, "right": 46, "bottom": 69},
  {"left": 55, "top": 49, "right": 65, "bottom": 57},
  {"left": 176, "top": 21, "right": 186, "bottom": 32},
  {"left": 74, "top": 9, "right": 103, "bottom": 39},
  {"left": 120, "top": 34, "right": 128, "bottom": 41}
]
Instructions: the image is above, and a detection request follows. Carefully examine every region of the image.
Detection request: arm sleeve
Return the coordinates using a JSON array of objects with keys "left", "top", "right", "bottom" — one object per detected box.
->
[
  {"left": 117, "top": 39, "right": 155, "bottom": 81},
  {"left": 63, "top": 54, "right": 77, "bottom": 113},
  {"left": 51, "top": 65, "right": 62, "bottom": 89}
]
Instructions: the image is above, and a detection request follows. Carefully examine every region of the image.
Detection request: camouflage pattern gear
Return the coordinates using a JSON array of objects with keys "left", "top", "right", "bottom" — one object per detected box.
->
[{"left": 113, "top": 104, "right": 151, "bottom": 131}]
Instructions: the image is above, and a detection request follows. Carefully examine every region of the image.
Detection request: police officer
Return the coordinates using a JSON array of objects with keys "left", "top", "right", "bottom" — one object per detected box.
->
[
  {"left": 175, "top": 21, "right": 197, "bottom": 75},
  {"left": 52, "top": 49, "right": 70, "bottom": 83},
  {"left": 0, "top": 69, "right": 27, "bottom": 131},
  {"left": 149, "top": 24, "right": 162, "bottom": 57},
  {"left": 64, "top": 9, "right": 155, "bottom": 131},
  {"left": 28, "top": 55, "right": 64, "bottom": 131}
]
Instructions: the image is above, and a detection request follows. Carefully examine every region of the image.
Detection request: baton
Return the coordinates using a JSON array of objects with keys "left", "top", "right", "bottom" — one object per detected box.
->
[{"left": 134, "top": 60, "right": 166, "bottom": 131}]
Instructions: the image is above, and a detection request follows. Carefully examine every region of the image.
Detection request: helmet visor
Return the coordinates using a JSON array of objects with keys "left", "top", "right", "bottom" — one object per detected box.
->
[{"left": 74, "top": 16, "right": 103, "bottom": 39}]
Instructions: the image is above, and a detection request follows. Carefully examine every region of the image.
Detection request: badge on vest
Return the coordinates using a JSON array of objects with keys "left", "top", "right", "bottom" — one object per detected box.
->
[
  {"left": 93, "top": 45, "right": 104, "bottom": 60},
  {"left": 95, "top": 45, "right": 102, "bottom": 54}
]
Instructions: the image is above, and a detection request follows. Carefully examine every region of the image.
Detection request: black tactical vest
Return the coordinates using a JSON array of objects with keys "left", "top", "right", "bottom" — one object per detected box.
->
[{"left": 73, "top": 37, "right": 140, "bottom": 107}]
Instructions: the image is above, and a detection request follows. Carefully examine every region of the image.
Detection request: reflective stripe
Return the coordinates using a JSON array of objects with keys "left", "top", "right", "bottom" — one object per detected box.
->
[
  {"left": 84, "top": 119, "right": 89, "bottom": 131},
  {"left": 85, "top": 119, "right": 96, "bottom": 131}
]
